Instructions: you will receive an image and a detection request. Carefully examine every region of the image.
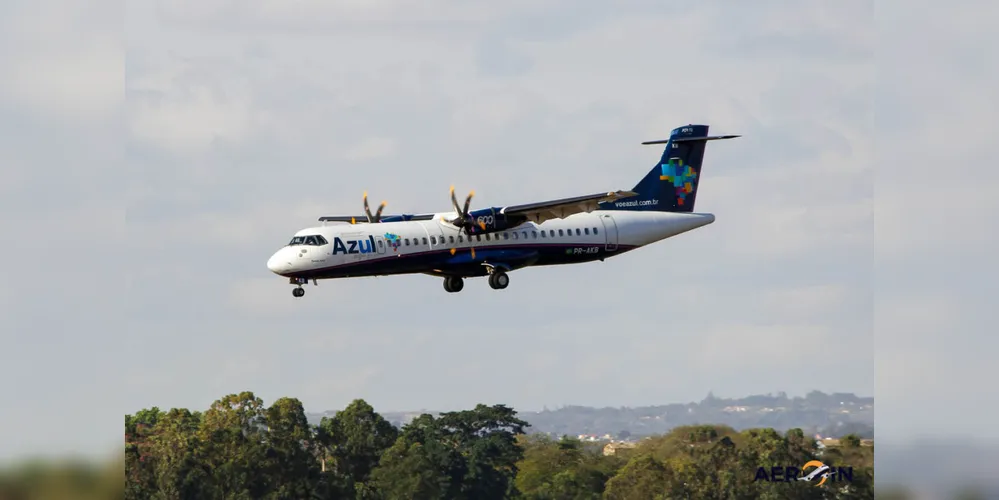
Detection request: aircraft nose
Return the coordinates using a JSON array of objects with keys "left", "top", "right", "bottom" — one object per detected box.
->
[{"left": 267, "top": 250, "right": 291, "bottom": 275}]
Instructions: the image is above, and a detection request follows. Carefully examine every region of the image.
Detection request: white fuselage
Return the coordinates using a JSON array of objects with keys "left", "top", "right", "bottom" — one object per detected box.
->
[{"left": 266, "top": 210, "right": 714, "bottom": 279}]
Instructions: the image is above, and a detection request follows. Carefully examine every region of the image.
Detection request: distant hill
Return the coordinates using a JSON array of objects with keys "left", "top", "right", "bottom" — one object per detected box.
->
[{"left": 307, "top": 390, "right": 873, "bottom": 440}]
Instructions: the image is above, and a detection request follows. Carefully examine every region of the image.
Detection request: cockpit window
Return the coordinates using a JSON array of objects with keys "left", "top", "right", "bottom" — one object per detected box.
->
[{"left": 288, "top": 235, "right": 328, "bottom": 246}]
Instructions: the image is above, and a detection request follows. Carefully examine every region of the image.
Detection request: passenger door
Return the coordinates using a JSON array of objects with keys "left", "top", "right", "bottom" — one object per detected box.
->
[
  {"left": 599, "top": 214, "right": 619, "bottom": 251},
  {"left": 373, "top": 234, "right": 388, "bottom": 255}
]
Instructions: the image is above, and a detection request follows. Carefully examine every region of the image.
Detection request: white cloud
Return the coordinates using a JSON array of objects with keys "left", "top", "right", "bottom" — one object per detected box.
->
[
  {"left": 128, "top": 83, "right": 256, "bottom": 154},
  {"left": 0, "top": 2, "right": 122, "bottom": 122},
  {"left": 344, "top": 137, "right": 398, "bottom": 161},
  {"left": 757, "top": 285, "right": 849, "bottom": 320},
  {"left": 696, "top": 323, "right": 833, "bottom": 368}
]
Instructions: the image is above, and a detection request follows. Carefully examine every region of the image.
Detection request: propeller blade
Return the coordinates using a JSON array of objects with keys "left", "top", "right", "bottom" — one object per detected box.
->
[
  {"left": 463, "top": 191, "right": 474, "bottom": 215},
  {"left": 363, "top": 191, "right": 386, "bottom": 223},
  {"left": 363, "top": 191, "right": 374, "bottom": 223},
  {"left": 450, "top": 185, "right": 462, "bottom": 216}
]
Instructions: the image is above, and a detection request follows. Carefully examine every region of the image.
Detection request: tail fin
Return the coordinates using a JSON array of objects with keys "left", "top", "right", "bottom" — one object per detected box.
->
[{"left": 607, "top": 124, "right": 739, "bottom": 213}]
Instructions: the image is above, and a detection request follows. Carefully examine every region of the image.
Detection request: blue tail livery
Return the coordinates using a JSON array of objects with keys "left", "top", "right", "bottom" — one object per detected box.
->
[
  {"left": 602, "top": 124, "right": 740, "bottom": 213},
  {"left": 269, "top": 123, "right": 739, "bottom": 296}
]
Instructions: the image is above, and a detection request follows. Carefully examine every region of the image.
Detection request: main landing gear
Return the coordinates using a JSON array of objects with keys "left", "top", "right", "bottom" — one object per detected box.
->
[
  {"left": 443, "top": 276, "right": 464, "bottom": 293},
  {"left": 442, "top": 270, "right": 509, "bottom": 293},
  {"left": 488, "top": 271, "right": 509, "bottom": 290}
]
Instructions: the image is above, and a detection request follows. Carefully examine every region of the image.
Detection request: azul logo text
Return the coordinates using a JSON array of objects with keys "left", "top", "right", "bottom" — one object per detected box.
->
[{"left": 332, "top": 236, "right": 376, "bottom": 255}]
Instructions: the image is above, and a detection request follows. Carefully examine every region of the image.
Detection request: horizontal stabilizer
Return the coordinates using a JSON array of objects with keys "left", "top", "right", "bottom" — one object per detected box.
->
[{"left": 641, "top": 134, "right": 740, "bottom": 145}]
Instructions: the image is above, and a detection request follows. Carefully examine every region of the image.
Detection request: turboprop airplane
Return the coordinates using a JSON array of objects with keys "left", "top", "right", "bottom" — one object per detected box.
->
[{"left": 267, "top": 124, "right": 738, "bottom": 297}]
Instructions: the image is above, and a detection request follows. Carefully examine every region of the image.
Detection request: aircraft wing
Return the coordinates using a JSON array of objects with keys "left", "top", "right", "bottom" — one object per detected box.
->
[
  {"left": 318, "top": 213, "right": 436, "bottom": 224},
  {"left": 500, "top": 190, "right": 638, "bottom": 224}
]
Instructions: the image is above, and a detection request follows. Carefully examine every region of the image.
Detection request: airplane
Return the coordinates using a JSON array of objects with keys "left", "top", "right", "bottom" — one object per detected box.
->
[{"left": 267, "top": 124, "right": 739, "bottom": 297}]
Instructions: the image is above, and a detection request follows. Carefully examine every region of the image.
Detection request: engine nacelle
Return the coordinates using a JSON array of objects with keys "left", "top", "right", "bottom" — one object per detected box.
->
[{"left": 466, "top": 207, "right": 528, "bottom": 234}]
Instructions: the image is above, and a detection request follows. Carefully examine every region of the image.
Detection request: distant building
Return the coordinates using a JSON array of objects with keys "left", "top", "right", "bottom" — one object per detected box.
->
[{"left": 603, "top": 442, "right": 637, "bottom": 456}]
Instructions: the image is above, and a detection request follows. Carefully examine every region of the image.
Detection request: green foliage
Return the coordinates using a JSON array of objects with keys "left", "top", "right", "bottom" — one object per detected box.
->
[
  {"left": 515, "top": 435, "right": 622, "bottom": 499},
  {"left": 371, "top": 404, "right": 528, "bottom": 500},
  {"left": 0, "top": 459, "right": 123, "bottom": 500},
  {"left": 317, "top": 398, "right": 399, "bottom": 496},
  {"left": 123, "top": 393, "right": 877, "bottom": 500}
]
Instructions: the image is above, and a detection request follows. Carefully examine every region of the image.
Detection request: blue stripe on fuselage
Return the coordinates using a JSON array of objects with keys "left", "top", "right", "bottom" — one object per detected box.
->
[{"left": 287, "top": 243, "right": 635, "bottom": 280}]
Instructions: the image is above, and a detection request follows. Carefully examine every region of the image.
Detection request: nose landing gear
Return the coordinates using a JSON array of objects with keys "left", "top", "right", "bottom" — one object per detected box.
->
[{"left": 290, "top": 277, "right": 312, "bottom": 298}]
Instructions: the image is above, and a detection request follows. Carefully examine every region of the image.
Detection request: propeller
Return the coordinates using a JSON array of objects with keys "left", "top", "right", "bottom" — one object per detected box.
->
[
  {"left": 448, "top": 185, "right": 487, "bottom": 234},
  {"left": 363, "top": 191, "right": 387, "bottom": 223}
]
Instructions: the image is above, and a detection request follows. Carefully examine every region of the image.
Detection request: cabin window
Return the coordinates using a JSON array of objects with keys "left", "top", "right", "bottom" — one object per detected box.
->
[
  {"left": 540, "top": 231, "right": 546, "bottom": 238},
  {"left": 378, "top": 240, "right": 384, "bottom": 248},
  {"left": 503, "top": 233, "right": 509, "bottom": 240},
  {"left": 430, "top": 236, "right": 437, "bottom": 245},
  {"left": 584, "top": 228, "right": 590, "bottom": 235},
  {"left": 422, "top": 237, "right": 428, "bottom": 245},
  {"left": 549, "top": 230, "right": 555, "bottom": 237},
  {"left": 576, "top": 228, "right": 581, "bottom": 236},
  {"left": 593, "top": 227, "right": 599, "bottom": 235},
  {"left": 557, "top": 229, "right": 564, "bottom": 237},
  {"left": 458, "top": 236, "right": 464, "bottom": 243},
  {"left": 532, "top": 231, "right": 538, "bottom": 238},
  {"left": 523, "top": 231, "right": 529, "bottom": 239},
  {"left": 404, "top": 238, "right": 410, "bottom": 245},
  {"left": 476, "top": 234, "right": 482, "bottom": 242}
]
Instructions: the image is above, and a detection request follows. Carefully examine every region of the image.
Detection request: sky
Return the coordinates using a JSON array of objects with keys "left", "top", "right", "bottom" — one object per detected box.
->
[{"left": 0, "top": 0, "right": 995, "bottom": 461}]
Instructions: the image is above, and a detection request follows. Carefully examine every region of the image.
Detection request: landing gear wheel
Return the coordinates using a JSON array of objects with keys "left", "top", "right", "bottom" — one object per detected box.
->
[
  {"left": 488, "top": 271, "right": 509, "bottom": 290},
  {"left": 292, "top": 287, "right": 305, "bottom": 298},
  {"left": 444, "top": 276, "right": 464, "bottom": 293}
]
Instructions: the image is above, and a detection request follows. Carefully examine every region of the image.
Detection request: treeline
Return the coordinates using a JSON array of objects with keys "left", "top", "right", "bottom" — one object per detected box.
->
[
  {"left": 0, "top": 459, "right": 121, "bottom": 500},
  {"left": 508, "top": 390, "right": 874, "bottom": 440},
  {"left": 126, "top": 391, "right": 874, "bottom": 499}
]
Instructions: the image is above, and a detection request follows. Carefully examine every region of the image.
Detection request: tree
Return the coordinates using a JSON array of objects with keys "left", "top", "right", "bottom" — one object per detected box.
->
[
  {"left": 840, "top": 434, "right": 862, "bottom": 448},
  {"left": 370, "top": 440, "right": 448, "bottom": 499},
  {"left": 603, "top": 455, "right": 670, "bottom": 500},
  {"left": 262, "top": 397, "right": 325, "bottom": 499},
  {"left": 126, "top": 407, "right": 165, "bottom": 499},
  {"left": 197, "top": 391, "right": 271, "bottom": 499},
  {"left": 146, "top": 408, "right": 212, "bottom": 499},
  {"left": 317, "top": 398, "right": 399, "bottom": 495},
  {"left": 515, "top": 435, "right": 619, "bottom": 499},
  {"left": 370, "top": 404, "right": 528, "bottom": 500}
]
